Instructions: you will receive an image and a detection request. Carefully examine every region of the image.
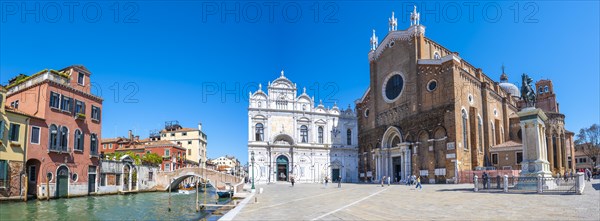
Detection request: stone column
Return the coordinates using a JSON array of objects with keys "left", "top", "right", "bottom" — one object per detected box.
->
[
  {"left": 557, "top": 135, "right": 563, "bottom": 173},
  {"left": 562, "top": 135, "right": 568, "bottom": 173},
  {"left": 547, "top": 134, "right": 554, "bottom": 173}
]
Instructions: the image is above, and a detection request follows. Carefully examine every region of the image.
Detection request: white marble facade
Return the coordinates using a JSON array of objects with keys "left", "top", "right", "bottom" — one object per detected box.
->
[{"left": 248, "top": 71, "right": 359, "bottom": 183}]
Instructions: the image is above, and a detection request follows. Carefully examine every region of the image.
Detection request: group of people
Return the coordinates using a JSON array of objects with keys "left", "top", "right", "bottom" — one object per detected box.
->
[{"left": 401, "top": 175, "right": 422, "bottom": 190}]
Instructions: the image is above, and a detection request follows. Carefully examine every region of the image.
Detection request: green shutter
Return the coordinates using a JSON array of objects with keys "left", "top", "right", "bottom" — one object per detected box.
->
[{"left": 0, "top": 160, "right": 7, "bottom": 180}]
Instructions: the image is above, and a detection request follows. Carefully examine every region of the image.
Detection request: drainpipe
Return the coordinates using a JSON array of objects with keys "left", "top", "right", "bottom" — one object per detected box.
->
[{"left": 21, "top": 117, "right": 30, "bottom": 200}]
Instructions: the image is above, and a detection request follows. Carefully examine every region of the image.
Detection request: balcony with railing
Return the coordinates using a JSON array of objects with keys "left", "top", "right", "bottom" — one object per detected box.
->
[{"left": 7, "top": 70, "right": 70, "bottom": 95}]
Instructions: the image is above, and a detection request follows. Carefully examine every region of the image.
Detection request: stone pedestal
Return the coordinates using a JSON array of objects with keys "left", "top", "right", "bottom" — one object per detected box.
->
[{"left": 515, "top": 108, "right": 555, "bottom": 190}]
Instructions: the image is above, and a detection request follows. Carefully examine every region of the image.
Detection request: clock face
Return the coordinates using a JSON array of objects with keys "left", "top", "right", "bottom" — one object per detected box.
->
[{"left": 382, "top": 73, "right": 404, "bottom": 103}]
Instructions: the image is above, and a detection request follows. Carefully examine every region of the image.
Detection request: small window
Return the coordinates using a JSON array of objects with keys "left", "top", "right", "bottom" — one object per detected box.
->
[
  {"left": 364, "top": 108, "right": 369, "bottom": 118},
  {"left": 148, "top": 172, "right": 153, "bottom": 180},
  {"left": 300, "top": 125, "right": 308, "bottom": 143},
  {"left": 170, "top": 133, "right": 175, "bottom": 137},
  {"left": 10, "top": 100, "right": 19, "bottom": 109},
  {"left": 116, "top": 174, "right": 121, "bottom": 185},
  {"left": 492, "top": 153, "right": 498, "bottom": 165},
  {"left": 516, "top": 152, "right": 523, "bottom": 164},
  {"left": 47, "top": 172, "right": 54, "bottom": 182},
  {"left": 188, "top": 141, "right": 192, "bottom": 145},
  {"left": 318, "top": 126, "right": 324, "bottom": 144},
  {"left": 544, "top": 86, "right": 549, "bottom": 93},
  {"left": 109, "top": 143, "right": 113, "bottom": 149},
  {"left": 539, "top": 87, "right": 543, "bottom": 93},
  {"left": 74, "top": 129, "right": 84, "bottom": 151},
  {"left": 188, "top": 149, "right": 191, "bottom": 155},
  {"left": 91, "top": 106, "right": 101, "bottom": 121},
  {"left": 182, "top": 132, "right": 187, "bottom": 136},
  {"left": 427, "top": 80, "right": 437, "bottom": 92},
  {"left": 60, "top": 95, "right": 72, "bottom": 113},
  {"left": 72, "top": 173, "right": 78, "bottom": 182},
  {"left": 347, "top": 129, "right": 352, "bottom": 145},
  {"left": 165, "top": 149, "right": 170, "bottom": 157},
  {"left": 50, "top": 92, "right": 60, "bottom": 109},
  {"left": 31, "top": 126, "right": 41, "bottom": 144},
  {"left": 165, "top": 164, "right": 170, "bottom": 172},
  {"left": 75, "top": 100, "right": 85, "bottom": 114},
  {"left": 78, "top": 72, "right": 85, "bottom": 85},
  {"left": 8, "top": 123, "right": 20, "bottom": 142}
]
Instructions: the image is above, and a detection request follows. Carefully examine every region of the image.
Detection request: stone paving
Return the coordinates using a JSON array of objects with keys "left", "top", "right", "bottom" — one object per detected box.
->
[{"left": 231, "top": 180, "right": 600, "bottom": 220}]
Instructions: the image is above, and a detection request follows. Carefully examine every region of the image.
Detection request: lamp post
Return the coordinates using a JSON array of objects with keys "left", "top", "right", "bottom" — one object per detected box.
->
[{"left": 251, "top": 151, "right": 256, "bottom": 192}]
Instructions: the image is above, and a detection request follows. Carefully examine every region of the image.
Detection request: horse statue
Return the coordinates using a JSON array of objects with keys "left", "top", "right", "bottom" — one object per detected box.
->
[{"left": 520, "top": 73, "right": 536, "bottom": 107}]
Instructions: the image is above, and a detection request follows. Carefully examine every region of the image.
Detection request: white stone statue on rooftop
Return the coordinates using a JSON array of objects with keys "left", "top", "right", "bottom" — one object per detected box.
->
[
  {"left": 410, "top": 5, "right": 420, "bottom": 26},
  {"left": 370, "top": 29, "right": 379, "bottom": 51},
  {"left": 389, "top": 11, "right": 397, "bottom": 31}
]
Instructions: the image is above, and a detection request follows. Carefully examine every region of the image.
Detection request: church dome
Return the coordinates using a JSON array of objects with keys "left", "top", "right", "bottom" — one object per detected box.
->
[
  {"left": 498, "top": 65, "right": 520, "bottom": 97},
  {"left": 499, "top": 82, "right": 520, "bottom": 97}
]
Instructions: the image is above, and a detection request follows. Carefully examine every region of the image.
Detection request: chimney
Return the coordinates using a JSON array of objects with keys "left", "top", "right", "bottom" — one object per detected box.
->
[
  {"left": 135, "top": 136, "right": 140, "bottom": 141},
  {"left": 128, "top": 130, "right": 133, "bottom": 140},
  {"left": 198, "top": 123, "right": 202, "bottom": 131}
]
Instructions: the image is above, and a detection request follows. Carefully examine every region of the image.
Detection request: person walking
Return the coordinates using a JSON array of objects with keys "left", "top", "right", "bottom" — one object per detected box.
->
[
  {"left": 387, "top": 176, "right": 391, "bottom": 186},
  {"left": 291, "top": 176, "right": 295, "bottom": 187},
  {"left": 338, "top": 176, "right": 342, "bottom": 188},
  {"left": 415, "top": 176, "right": 422, "bottom": 190},
  {"left": 586, "top": 169, "right": 592, "bottom": 182},
  {"left": 482, "top": 172, "right": 489, "bottom": 189},
  {"left": 381, "top": 176, "right": 385, "bottom": 187},
  {"left": 324, "top": 176, "right": 329, "bottom": 187}
]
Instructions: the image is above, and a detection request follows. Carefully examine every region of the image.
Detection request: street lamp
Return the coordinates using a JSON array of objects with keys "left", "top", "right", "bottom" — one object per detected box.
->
[{"left": 251, "top": 151, "right": 256, "bottom": 192}]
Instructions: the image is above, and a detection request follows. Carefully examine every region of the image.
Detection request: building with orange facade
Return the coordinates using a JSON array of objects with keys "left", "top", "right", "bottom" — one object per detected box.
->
[{"left": 5, "top": 65, "right": 103, "bottom": 199}]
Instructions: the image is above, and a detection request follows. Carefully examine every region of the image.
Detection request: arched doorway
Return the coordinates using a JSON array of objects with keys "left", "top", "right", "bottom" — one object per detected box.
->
[
  {"left": 56, "top": 165, "right": 69, "bottom": 198},
  {"left": 276, "top": 156, "right": 289, "bottom": 181},
  {"left": 25, "top": 159, "right": 41, "bottom": 197},
  {"left": 123, "top": 164, "right": 131, "bottom": 191}
]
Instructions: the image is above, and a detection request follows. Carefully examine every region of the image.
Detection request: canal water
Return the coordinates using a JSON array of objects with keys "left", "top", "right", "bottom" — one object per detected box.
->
[{"left": 0, "top": 191, "right": 232, "bottom": 221}]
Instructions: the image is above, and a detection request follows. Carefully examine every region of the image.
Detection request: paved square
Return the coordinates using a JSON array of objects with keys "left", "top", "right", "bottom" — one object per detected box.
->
[{"left": 232, "top": 180, "right": 599, "bottom": 220}]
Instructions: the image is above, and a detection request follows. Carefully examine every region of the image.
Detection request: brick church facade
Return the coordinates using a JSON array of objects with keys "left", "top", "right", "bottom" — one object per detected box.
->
[{"left": 356, "top": 7, "right": 574, "bottom": 184}]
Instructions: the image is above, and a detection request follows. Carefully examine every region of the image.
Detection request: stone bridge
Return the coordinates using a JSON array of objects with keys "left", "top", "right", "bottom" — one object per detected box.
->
[{"left": 156, "top": 167, "right": 244, "bottom": 193}]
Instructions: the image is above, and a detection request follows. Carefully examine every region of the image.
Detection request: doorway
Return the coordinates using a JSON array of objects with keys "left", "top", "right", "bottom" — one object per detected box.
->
[
  {"left": 56, "top": 166, "right": 69, "bottom": 198},
  {"left": 393, "top": 157, "right": 402, "bottom": 182},
  {"left": 88, "top": 166, "right": 96, "bottom": 194},
  {"left": 332, "top": 169, "right": 340, "bottom": 182},
  {"left": 276, "top": 156, "right": 289, "bottom": 181}
]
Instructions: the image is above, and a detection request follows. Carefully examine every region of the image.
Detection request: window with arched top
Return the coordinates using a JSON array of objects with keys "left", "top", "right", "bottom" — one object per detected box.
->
[
  {"left": 255, "top": 123, "right": 264, "bottom": 141},
  {"left": 300, "top": 125, "right": 308, "bottom": 143},
  {"left": 478, "top": 117, "right": 483, "bottom": 153},
  {"left": 318, "top": 126, "right": 323, "bottom": 144},
  {"left": 544, "top": 86, "right": 549, "bottom": 93},
  {"left": 347, "top": 129, "right": 352, "bottom": 145},
  {"left": 462, "top": 110, "right": 468, "bottom": 150},
  {"left": 49, "top": 124, "right": 59, "bottom": 151},
  {"left": 491, "top": 122, "right": 496, "bottom": 146},
  {"left": 60, "top": 126, "right": 69, "bottom": 152},
  {"left": 539, "top": 87, "right": 543, "bottom": 93},
  {"left": 74, "top": 129, "right": 84, "bottom": 151},
  {"left": 90, "top": 133, "right": 98, "bottom": 155}
]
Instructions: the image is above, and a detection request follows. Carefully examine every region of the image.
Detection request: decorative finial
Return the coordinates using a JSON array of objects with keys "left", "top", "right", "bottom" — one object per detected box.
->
[
  {"left": 281, "top": 70, "right": 284, "bottom": 77},
  {"left": 333, "top": 101, "right": 337, "bottom": 107},
  {"left": 319, "top": 99, "right": 323, "bottom": 105},
  {"left": 370, "top": 29, "right": 379, "bottom": 51},
  {"left": 258, "top": 83, "right": 262, "bottom": 91},
  {"left": 500, "top": 64, "right": 508, "bottom": 82},
  {"left": 388, "top": 11, "right": 397, "bottom": 32},
  {"left": 303, "top": 87, "right": 306, "bottom": 94},
  {"left": 410, "top": 5, "right": 420, "bottom": 26}
]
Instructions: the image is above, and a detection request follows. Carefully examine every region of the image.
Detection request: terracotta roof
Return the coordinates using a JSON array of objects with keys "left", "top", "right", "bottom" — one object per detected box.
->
[
  {"left": 101, "top": 137, "right": 123, "bottom": 143},
  {"left": 144, "top": 140, "right": 186, "bottom": 150},
  {"left": 4, "top": 106, "right": 44, "bottom": 120},
  {"left": 491, "top": 140, "right": 522, "bottom": 151}
]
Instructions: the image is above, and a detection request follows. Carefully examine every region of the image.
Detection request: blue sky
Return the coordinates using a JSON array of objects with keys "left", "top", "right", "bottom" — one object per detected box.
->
[{"left": 1, "top": 1, "right": 598, "bottom": 164}]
